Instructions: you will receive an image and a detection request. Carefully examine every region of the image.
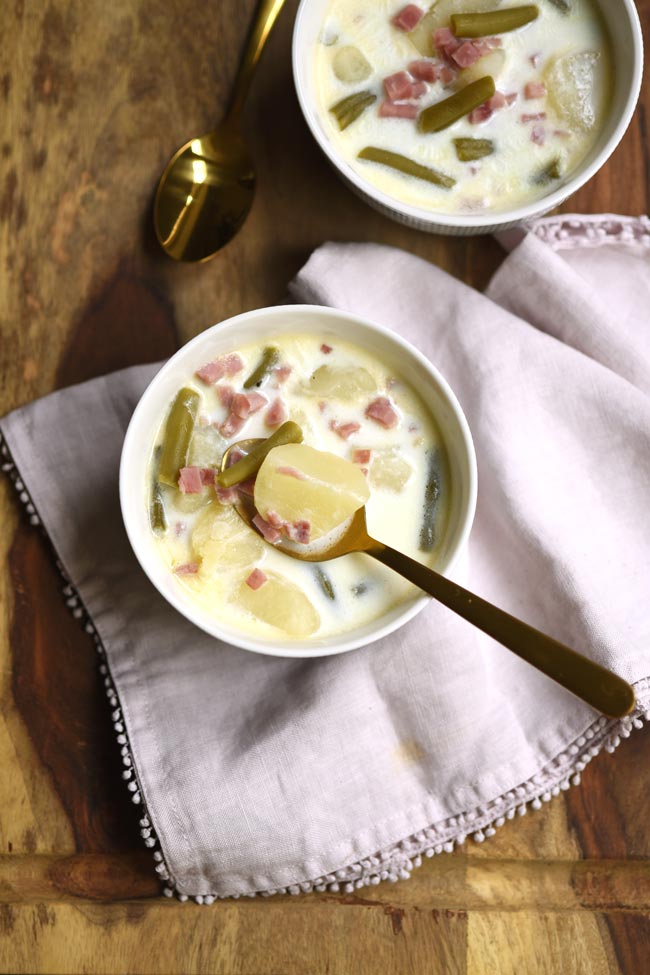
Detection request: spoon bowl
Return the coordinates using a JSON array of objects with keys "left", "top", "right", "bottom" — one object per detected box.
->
[
  {"left": 223, "top": 438, "right": 636, "bottom": 719},
  {"left": 154, "top": 128, "right": 255, "bottom": 263}
]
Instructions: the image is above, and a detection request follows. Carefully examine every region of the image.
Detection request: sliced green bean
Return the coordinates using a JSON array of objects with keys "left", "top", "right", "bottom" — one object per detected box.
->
[
  {"left": 216, "top": 420, "right": 303, "bottom": 488},
  {"left": 418, "top": 77, "right": 495, "bottom": 134},
  {"left": 243, "top": 346, "right": 281, "bottom": 389},
  {"left": 315, "top": 567, "right": 335, "bottom": 600},
  {"left": 451, "top": 6, "right": 539, "bottom": 37},
  {"left": 158, "top": 387, "right": 201, "bottom": 487},
  {"left": 419, "top": 448, "right": 441, "bottom": 553},
  {"left": 358, "top": 147, "right": 456, "bottom": 189},
  {"left": 149, "top": 483, "right": 168, "bottom": 535},
  {"left": 453, "top": 137, "right": 495, "bottom": 161},
  {"left": 330, "top": 90, "right": 377, "bottom": 131},
  {"left": 533, "top": 156, "right": 562, "bottom": 184},
  {"left": 546, "top": 0, "right": 570, "bottom": 11}
]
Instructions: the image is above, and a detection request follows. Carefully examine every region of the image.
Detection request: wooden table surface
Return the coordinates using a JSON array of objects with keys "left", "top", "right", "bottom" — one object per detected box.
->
[{"left": 1, "top": 2, "right": 649, "bottom": 972}]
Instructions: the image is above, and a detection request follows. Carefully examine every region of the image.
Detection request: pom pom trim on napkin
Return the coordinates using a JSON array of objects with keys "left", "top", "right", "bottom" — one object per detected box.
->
[{"left": 3, "top": 216, "right": 650, "bottom": 902}]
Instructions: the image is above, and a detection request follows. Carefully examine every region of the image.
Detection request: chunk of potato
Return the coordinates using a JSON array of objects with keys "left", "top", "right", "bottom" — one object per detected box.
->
[
  {"left": 254, "top": 444, "right": 370, "bottom": 540},
  {"left": 332, "top": 45, "right": 373, "bottom": 83},
  {"left": 192, "top": 502, "right": 264, "bottom": 575},
  {"left": 461, "top": 49, "right": 506, "bottom": 85},
  {"left": 369, "top": 449, "right": 413, "bottom": 492},
  {"left": 305, "top": 364, "right": 377, "bottom": 401},
  {"left": 236, "top": 571, "right": 320, "bottom": 637},
  {"left": 545, "top": 50, "right": 600, "bottom": 130}
]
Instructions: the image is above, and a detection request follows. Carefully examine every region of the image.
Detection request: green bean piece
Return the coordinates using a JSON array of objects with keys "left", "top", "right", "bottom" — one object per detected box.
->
[
  {"left": 158, "top": 387, "right": 201, "bottom": 487},
  {"left": 330, "top": 90, "right": 377, "bottom": 131},
  {"left": 418, "top": 77, "right": 496, "bottom": 134},
  {"left": 546, "top": 0, "right": 570, "bottom": 11},
  {"left": 419, "top": 449, "right": 441, "bottom": 553},
  {"left": 243, "top": 346, "right": 281, "bottom": 389},
  {"left": 533, "top": 156, "right": 562, "bottom": 184},
  {"left": 453, "top": 138, "right": 495, "bottom": 161},
  {"left": 315, "top": 567, "right": 335, "bottom": 600},
  {"left": 216, "top": 420, "right": 303, "bottom": 488},
  {"left": 357, "top": 147, "right": 456, "bottom": 189},
  {"left": 149, "top": 482, "right": 168, "bottom": 535},
  {"left": 451, "top": 6, "right": 539, "bottom": 37}
]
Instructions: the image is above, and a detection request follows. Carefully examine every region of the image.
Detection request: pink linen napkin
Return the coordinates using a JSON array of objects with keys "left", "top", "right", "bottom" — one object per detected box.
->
[{"left": 1, "top": 215, "right": 649, "bottom": 900}]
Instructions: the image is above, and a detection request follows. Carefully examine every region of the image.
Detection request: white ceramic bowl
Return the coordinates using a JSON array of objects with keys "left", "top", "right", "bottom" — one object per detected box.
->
[
  {"left": 292, "top": 0, "right": 643, "bottom": 235},
  {"left": 120, "top": 304, "right": 477, "bottom": 657}
]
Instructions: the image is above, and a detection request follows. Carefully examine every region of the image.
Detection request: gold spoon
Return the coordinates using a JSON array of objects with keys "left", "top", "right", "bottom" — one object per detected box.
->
[
  {"left": 154, "top": 0, "right": 286, "bottom": 262},
  {"left": 223, "top": 440, "right": 636, "bottom": 719}
]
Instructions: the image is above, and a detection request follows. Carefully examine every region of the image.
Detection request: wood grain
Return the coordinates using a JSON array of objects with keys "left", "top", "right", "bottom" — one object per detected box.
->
[{"left": 1, "top": 0, "right": 649, "bottom": 971}]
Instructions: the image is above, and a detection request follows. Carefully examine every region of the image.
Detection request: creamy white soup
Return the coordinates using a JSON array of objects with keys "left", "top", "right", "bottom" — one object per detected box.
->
[
  {"left": 313, "top": 0, "right": 612, "bottom": 213},
  {"left": 147, "top": 334, "right": 450, "bottom": 641}
]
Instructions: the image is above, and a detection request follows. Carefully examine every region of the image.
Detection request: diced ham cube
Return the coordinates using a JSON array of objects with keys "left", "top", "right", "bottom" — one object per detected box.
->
[
  {"left": 531, "top": 125, "right": 546, "bottom": 145},
  {"left": 505, "top": 92, "right": 518, "bottom": 106},
  {"left": 216, "top": 486, "right": 239, "bottom": 505},
  {"left": 277, "top": 465, "right": 308, "bottom": 480},
  {"left": 487, "top": 91, "right": 508, "bottom": 111},
  {"left": 252, "top": 514, "right": 282, "bottom": 545},
  {"left": 273, "top": 365, "right": 292, "bottom": 384},
  {"left": 451, "top": 41, "right": 482, "bottom": 68},
  {"left": 468, "top": 103, "right": 493, "bottom": 124},
  {"left": 330, "top": 419, "right": 362, "bottom": 440},
  {"left": 284, "top": 520, "right": 311, "bottom": 544},
  {"left": 383, "top": 71, "right": 414, "bottom": 101},
  {"left": 365, "top": 396, "right": 399, "bottom": 429},
  {"left": 379, "top": 101, "right": 419, "bottom": 119},
  {"left": 231, "top": 391, "right": 267, "bottom": 419},
  {"left": 195, "top": 353, "right": 244, "bottom": 384},
  {"left": 352, "top": 449, "right": 372, "bottom": 465},
  {"left": 392, "top": 3, "right": 424, "bottom": 31},
  {"left": 245, "top": 568, "right": 268, "bottom": 590},
  {"left": 320, "top": 343, "right": 333, "bottom": 354},
  {"left": 521, "top": 112, "right": 547, "bottom": 122},
  {"left": 408, "top": 59, "right": 442, "bottom": 82},
  {"left": 266, "top": 510, "right": 284, "bottom": 529},
  {"left": 554, "top": 129, "right": 571, "bottom": 139},
  {"left": 174, "top": 521, "right": 187, "bottom": 537},
  {"left": 178, "top": 467, "right": 203, "bottom": 494},
  {"left": 216, "top": 384, "right": 235, "bottom": 409},
  {"left": 525, "top": 81, "right": 547, "bottom": 99},
  {"left": 219, "top": 412, "right": 247, "bottom": 438},
  {"left": 238, "top": 478, "right": 256, "bottom": 496},
  {"left": 265, "top": 397, "right": 287, "bottom": 429},
  {"left": 440, "top": 65, "right": 456, "bottom": 86},
  {"left": 200, "top": 468, "right": 215, "bottom": 485},
  {"left": 174, "top": 562, "right": 198, "bottom": 575},
  {"left": 434, "top": 27, "right": 457, "bottom": 50}
]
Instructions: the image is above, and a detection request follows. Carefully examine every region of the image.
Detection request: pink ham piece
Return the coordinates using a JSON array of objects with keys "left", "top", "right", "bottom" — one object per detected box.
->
[
  {"left": 434, "top": 27, "right": 461, "bottom": 62},
  {"left": 408, "top": 59, "right": 442, "bottom": 82},
  {"left": 215, "top": 384, "right": 235, "bottom": 409},
  {"left": 237, "top": 478, "right": 256, "bottom": 496},
  {"left": 379, "top": 101, "right": 419, "bottom": 119},
  {"left": 468, "top": 103, "right": 493, "bottom": 124},
  {"left": 265, "top": 510, "right": 284, "bottom": 529},
  {"left": 505, "top": 92, "right": 518, "bottom": 106},
  {"left": 174, "top": 562, "right": 199, "bottom": 575},
  {"left": 330, "top": 419, "right": 361, "bottom": 440},
  {"left": 195, "top": 353, "right": 244, "bottom": 385},
  {"left": 521, "top": 112, "right": 547, "bottom": 122},
  {"left": 178, "top": 466, "right": 203, "bottom": 494},
  {"left": 216, "top": 486, "right": 239, "bottom": 505},
  {"left": 440, "top": 65, "right": 456, "bottom": 86},
  {"left": 531, "top": 125, "right": 546, "bottom": 145},
  {"left": 245, "top": 568, "right": 268, "bottom": 590},
  {"left": 277, "top": 465, "right": 308, "bottom": 480},
  {"left": 265, "top": 397, "right": 287, "bottom": 429},
  {"left": 451, "top": 41, "right": 482, "bottom": 68},
  {"left": 320, "top": 343, "right": 333, "bottom": 354},
  {"left": 200, "top": 468, "right": 215, "bottom": 485},
  {"left": 383, "top": 71, "right": 414, "bottom": 101},
  {"left": 283, "top": 520, "right": 311, "bottom": 544},
  {"left": 525, "top": 81, "right": 547, "bottom": 99},
  {"left": 352, "top": 449, "right": 371, "bottom": 465},
  {"left": 252, "top": 514, "right": 282, "bottom": 545},
  {"left": 392, "top": 3, "right": 424, "bottom": 31},
  {"left": 218, "top": 412, "right": 247, "bottom": 438},
  {"left": 273, "top": 365, "right": 292, "bottom": 384},
  {"left": 365, "top": 396, "right": 399, "bottom": 429},
  {"left": 231, "top": 391, "right": 267, "bottom": 419},
  {"left": 487, "top": 91, "right": 508, "bottom": 111}
]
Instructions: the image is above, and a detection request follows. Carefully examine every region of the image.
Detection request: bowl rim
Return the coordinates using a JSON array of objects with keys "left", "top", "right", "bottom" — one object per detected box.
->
[
  {"left": 291, "top": 0, "right": 644, "bottom": 230},
  {"left": 119, "top": 303, "right": 478, "bottom": 658}
]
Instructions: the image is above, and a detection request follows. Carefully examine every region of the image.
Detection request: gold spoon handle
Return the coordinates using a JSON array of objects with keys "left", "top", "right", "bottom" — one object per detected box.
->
[
  {"left": 227, "top": 0, "right": 287, "bottom": 121},
  {"left": 368, "top": 542, "right": 635, "bottom": 718}
]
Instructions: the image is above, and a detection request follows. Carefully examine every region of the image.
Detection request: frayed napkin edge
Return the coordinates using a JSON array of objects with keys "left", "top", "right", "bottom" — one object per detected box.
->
[{"left": 3, "top": 415, "right": 650, "bottom": 903}]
